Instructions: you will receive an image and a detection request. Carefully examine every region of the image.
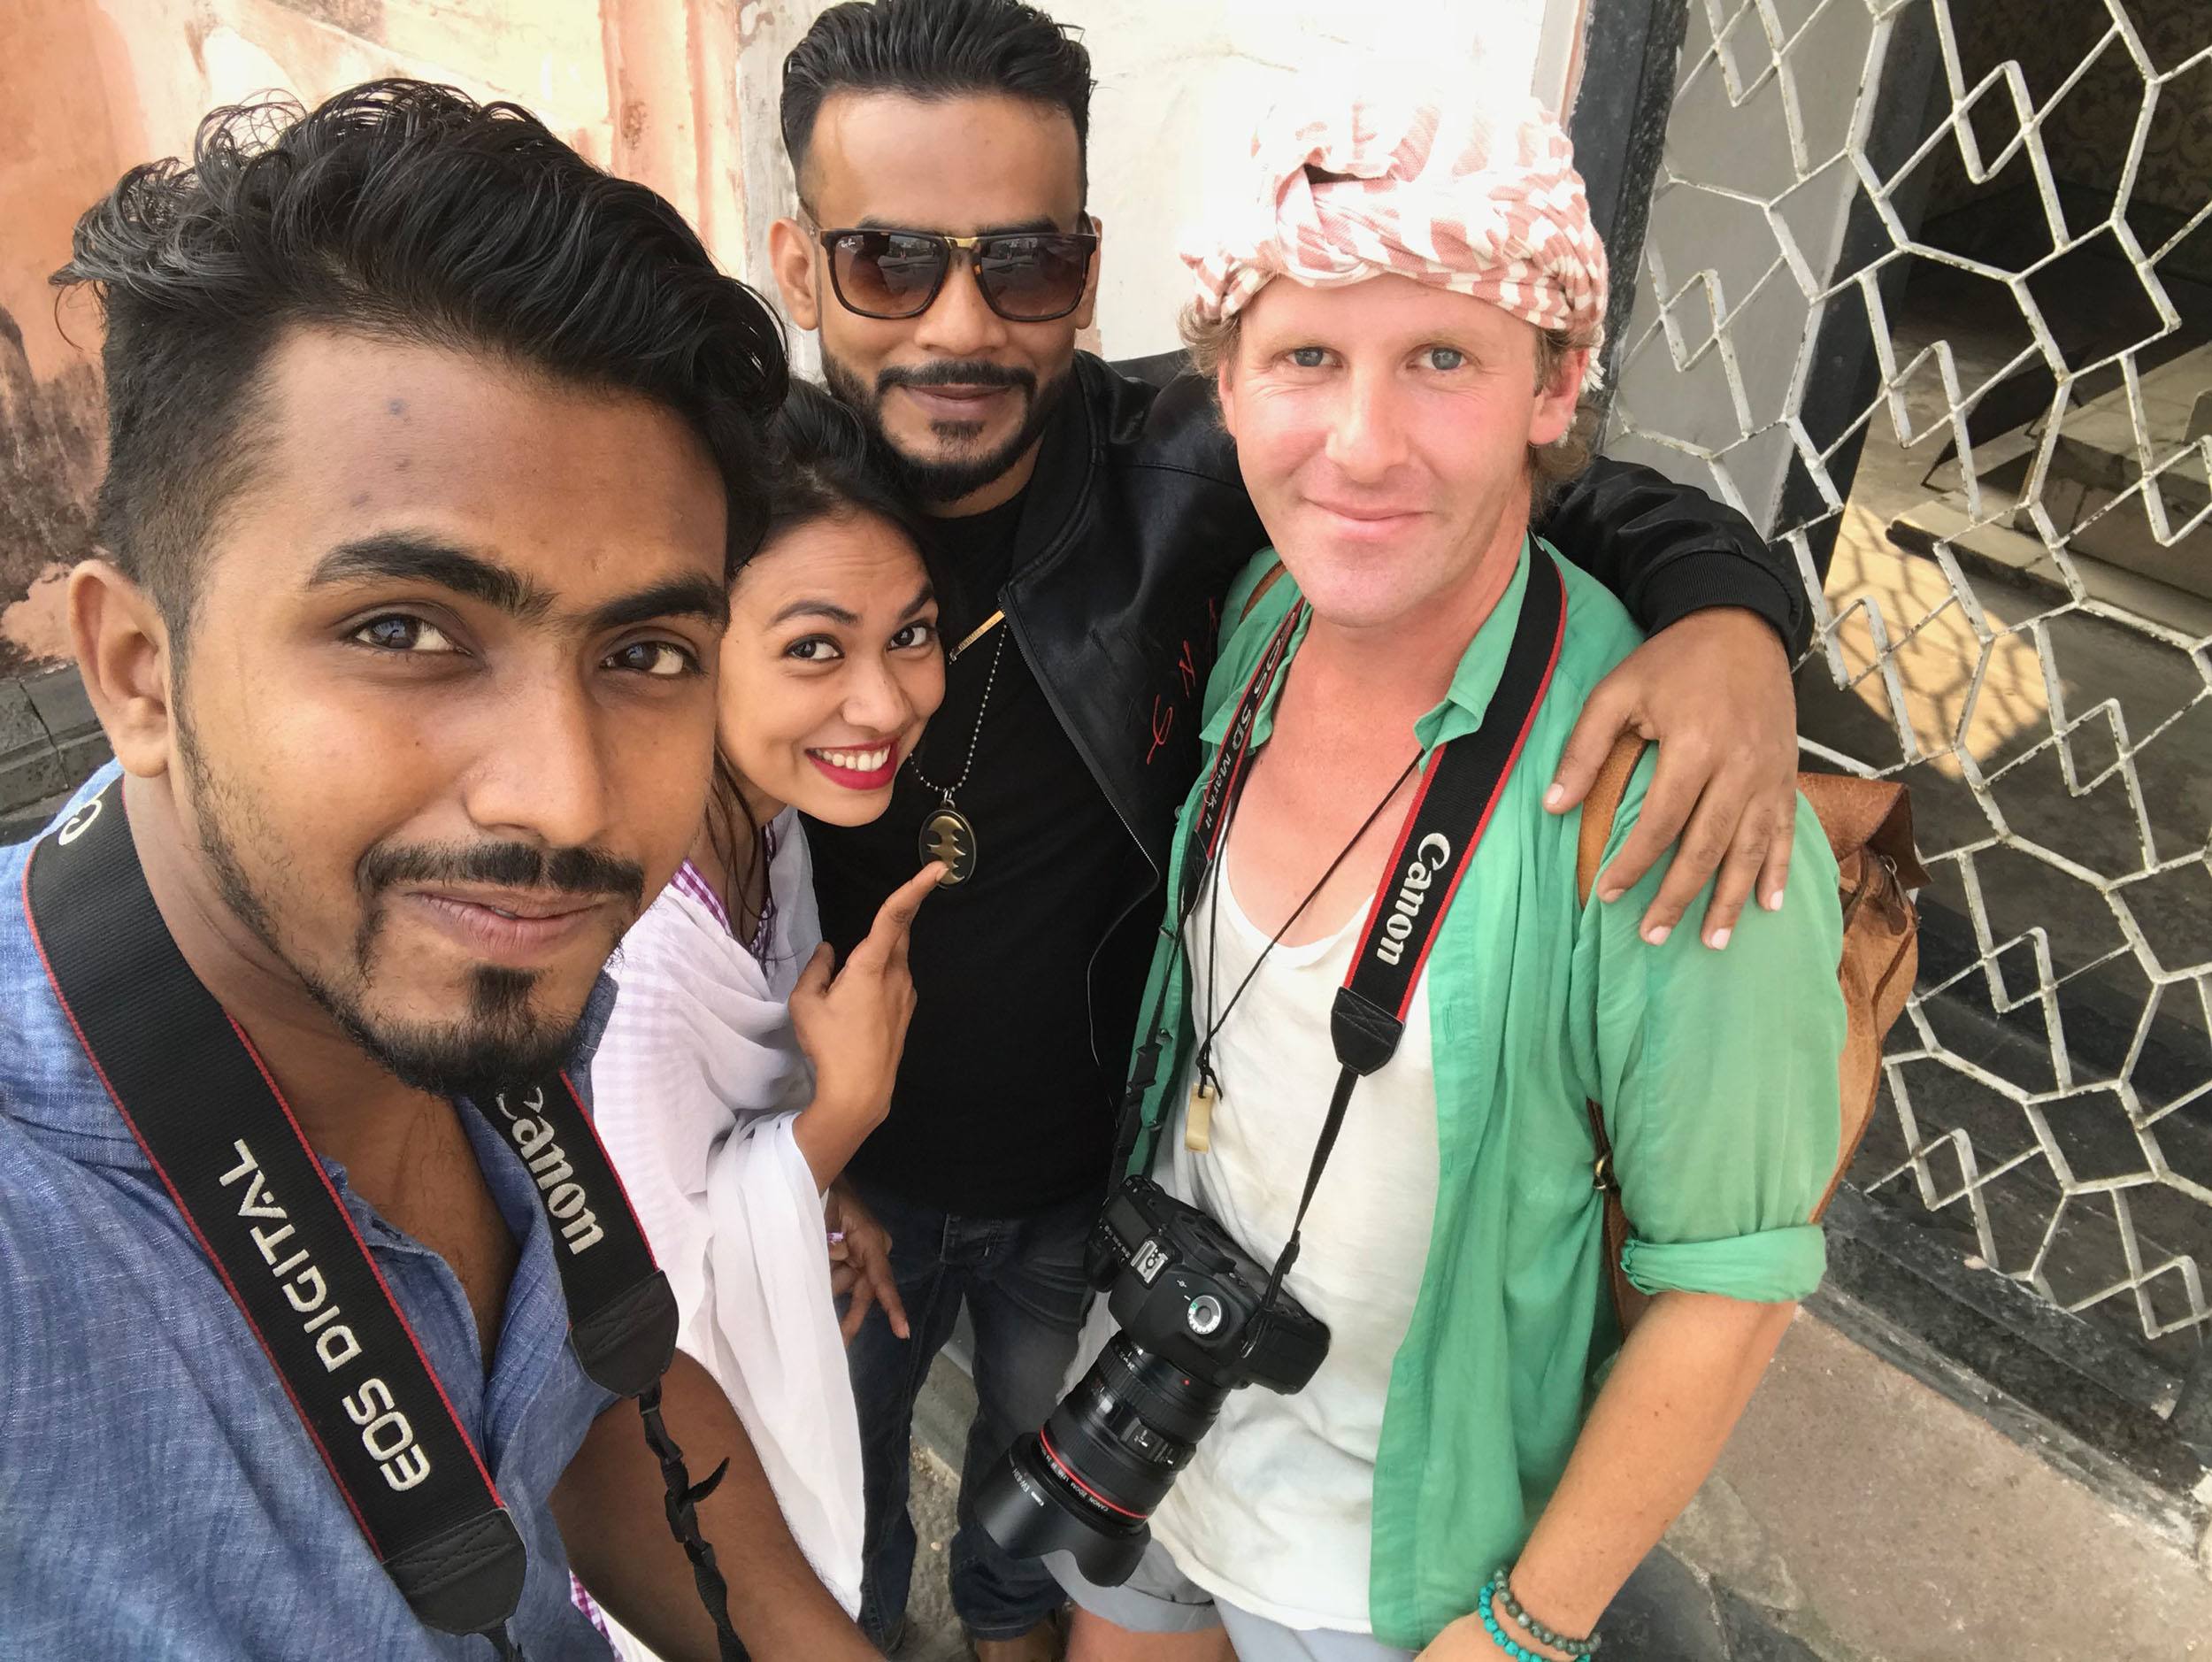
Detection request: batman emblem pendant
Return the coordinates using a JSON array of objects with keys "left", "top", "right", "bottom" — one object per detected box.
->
[{"left": 919, "top": 803, "right": 978, "bottom": 886}]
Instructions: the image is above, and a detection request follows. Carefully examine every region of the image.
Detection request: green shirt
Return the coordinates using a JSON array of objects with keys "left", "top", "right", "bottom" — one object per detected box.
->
[{"left": 1118, "top": 540, "right": 1846, "bottom": 1649}]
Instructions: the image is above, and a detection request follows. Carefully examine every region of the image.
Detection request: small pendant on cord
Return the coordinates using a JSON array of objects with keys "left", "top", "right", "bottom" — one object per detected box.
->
[
  {"left": 1186, "top": 1071, "right": 1218, "bottom": 1152},
  {"left": 919, "top": 796, "right": 978, "bottom": 887}
]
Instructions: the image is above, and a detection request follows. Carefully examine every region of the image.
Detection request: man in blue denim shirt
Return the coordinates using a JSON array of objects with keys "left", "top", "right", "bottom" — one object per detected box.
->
[
  {"left": 0, "top": 780, "right": 627, "bottom": 1657},
  {"left": 0, "top": 83, "right": 875, "bottom": 1660}
]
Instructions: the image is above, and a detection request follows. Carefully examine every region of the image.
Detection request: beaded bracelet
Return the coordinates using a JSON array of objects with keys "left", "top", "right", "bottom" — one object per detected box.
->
[
  {"left": 1477, "top": 1577, "right": 1548, "bottom": 1662},
  {"left": 1495, "top": 1566, "right": 1601, "bottom": 1656},
  {"left": 1485, "top": 1568, "right": 1601, "bottom": 1658}
]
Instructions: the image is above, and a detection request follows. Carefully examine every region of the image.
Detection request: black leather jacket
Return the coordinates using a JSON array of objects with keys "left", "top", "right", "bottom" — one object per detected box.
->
[{"left": 993, "top": 351, "right": 1808, "bottom": 1073}]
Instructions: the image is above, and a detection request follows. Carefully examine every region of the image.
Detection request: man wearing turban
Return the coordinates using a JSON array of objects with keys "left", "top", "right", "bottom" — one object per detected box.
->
[{"left": 1056, "top": 88, "right": 1847, "bottom": 1662}]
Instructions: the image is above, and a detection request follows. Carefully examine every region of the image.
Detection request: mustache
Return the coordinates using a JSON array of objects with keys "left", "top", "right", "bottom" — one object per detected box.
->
[
  {"left": 876, "top": 359, "right": 1037, "bottom": 396},
  {"left": 360, "top": 840, "right": 647, "bottom": 908}
]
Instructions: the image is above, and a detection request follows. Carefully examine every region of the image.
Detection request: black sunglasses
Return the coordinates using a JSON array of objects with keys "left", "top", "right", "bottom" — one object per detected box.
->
[{"left": 814, "top": 221, "right": 1099, "bottom": 323}]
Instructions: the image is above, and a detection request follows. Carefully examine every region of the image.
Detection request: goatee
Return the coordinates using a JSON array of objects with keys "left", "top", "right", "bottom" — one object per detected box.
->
[
  {"left": 821, "top": 350, "right": 1071, "bottom": 504},
  {"left": 174, "top": 707, "right": 629, "bottom": 1097}
]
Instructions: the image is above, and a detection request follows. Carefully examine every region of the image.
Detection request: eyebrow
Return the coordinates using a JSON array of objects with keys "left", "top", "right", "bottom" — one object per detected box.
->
[
  {"left": 588, "top": 575, "right": 732, "bottom": 634},
  {"left": 767, "top": 581, "right": 935, "bottom": 630},
  {"left": 768, "top": 598, "right": 860, "bottom": 627},
  {"left": 308, "top": 532, "right": 729, "bottom": 633},
  {"left": 307, "top": 534, "right": 555, "bottom": 620}
]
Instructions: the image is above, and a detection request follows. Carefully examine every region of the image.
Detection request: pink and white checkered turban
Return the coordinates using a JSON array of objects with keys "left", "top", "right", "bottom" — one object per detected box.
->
[{"left": 1184, "top": 90, "right": 1608, "bottom": 353}]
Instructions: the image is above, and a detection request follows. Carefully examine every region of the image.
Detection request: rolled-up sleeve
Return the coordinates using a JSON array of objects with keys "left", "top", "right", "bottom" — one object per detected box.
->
[{"left": 1577, "top": 761, "right": 1847, "bottom": 1304}]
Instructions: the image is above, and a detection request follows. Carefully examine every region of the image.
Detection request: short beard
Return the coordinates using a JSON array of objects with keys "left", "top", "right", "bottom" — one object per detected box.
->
[
  {"left": 316, "top": 959, "right": 569, "bottom": 1102},
  {"left": 821, "top": 349, "right": 1072, "bottom": 504},
  {"left": 174, "top": 711, "right": 632, "bottom": 1099}
]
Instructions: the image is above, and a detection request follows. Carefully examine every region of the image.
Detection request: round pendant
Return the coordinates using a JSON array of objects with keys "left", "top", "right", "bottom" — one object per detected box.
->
[{"left": 919, "top": 804, "right": 979, "bottom": 886}]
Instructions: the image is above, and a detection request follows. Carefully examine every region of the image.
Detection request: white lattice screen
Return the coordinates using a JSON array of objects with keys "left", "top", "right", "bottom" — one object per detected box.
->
[{"left": 1605, "top": 0, "right": 2212, "bottom": 1359}]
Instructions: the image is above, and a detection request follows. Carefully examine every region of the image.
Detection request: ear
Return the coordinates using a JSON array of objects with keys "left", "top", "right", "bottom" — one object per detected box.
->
[
  {"left": 769, "top": 216, "right": 822, "bottom": 332},
  {"left": 1071, "top": 212, "right": 1104, "bottom": 333},
  {"left": 1529, "top": 346, "right": 1591, "bottom": 447},
  {"left": 69, "top": 558, "right": 176, "bottom": 780}
]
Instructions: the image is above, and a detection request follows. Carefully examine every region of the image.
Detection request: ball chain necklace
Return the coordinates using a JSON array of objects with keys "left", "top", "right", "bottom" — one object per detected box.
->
[{"left": 906, "top": 608, "right": 1007, "bottom": 887}]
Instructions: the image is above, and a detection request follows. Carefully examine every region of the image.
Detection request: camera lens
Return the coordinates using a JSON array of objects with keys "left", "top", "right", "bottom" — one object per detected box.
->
[{"left": 973, "top": 1334, "right": 1230, "bottom": 1587}]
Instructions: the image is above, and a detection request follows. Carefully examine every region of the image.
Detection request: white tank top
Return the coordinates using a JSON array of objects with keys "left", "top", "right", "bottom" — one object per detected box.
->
[{"left": 1149, "top": 848, "right": 1440, "bottom": 1633}]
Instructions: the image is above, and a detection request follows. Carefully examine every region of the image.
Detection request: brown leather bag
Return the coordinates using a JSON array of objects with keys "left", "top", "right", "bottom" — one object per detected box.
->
[{"left": 1576, "top": 736, "right": 1929, "bottom": 1333}]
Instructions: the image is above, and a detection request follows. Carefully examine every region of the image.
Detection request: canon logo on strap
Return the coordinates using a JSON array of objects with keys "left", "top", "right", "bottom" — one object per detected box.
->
[
  {"left": 57, "top": 796, "right": 104, "bottom": 846},
  {"left": 1374, "top": 834, "right": 1452, "bottom": 967},
  {"left": 491, "top": 1087, "right": 605, "bottom": 1255}
]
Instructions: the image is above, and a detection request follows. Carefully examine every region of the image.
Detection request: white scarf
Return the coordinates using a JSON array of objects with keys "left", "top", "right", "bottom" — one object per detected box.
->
[{"left": 588, "top": 814, "right": 864, "bottom": 1637}]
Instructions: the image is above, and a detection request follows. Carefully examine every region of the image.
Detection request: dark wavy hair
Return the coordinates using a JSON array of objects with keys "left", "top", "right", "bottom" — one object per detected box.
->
[
  {"left": 53, "top": 79, "right": 790, "bottom": 642},
  {"left": 781, "top": 0, "right": 1094, "bottom": 205},
  {"left": 762, "top": 380, "right": 932, "bottom": 558},
  {"left": 710, "top": 380, "right": 933, "bottom": 958}
]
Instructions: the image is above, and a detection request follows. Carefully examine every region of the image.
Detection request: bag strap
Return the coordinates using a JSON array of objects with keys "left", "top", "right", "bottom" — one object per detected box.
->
[
  {"left": 1237, "top": 557, "right": 1288, "bottom": 624},
  {"left": 1573, "top": 734, "right": 1648, "bottom": 1333},
  {"left": 1574, "top": 736, "right": 1647, "bottom": 910}
]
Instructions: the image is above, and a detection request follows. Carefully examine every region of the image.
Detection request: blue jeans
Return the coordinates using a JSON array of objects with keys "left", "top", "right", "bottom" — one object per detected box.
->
[{"left": 843, "top": 1174, "right": 1098, "bottom": 1645}]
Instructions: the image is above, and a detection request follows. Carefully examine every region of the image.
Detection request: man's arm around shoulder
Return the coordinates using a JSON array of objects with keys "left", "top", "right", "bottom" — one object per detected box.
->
[{"left": 1536, "top": 457, "right": 1807, "bottom": 653}]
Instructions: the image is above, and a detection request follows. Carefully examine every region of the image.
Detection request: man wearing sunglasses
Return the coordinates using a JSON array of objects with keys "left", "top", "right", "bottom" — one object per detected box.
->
[{"left": 767, "top": 4, "right": 1816, "bottom": 1659}]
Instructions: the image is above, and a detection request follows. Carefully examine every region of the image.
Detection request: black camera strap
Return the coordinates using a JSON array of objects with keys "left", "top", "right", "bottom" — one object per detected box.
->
[
  {"left": 1148, "top": 552, "right": 1567, "bottom": 1323},
  {"left": 21, "top": 784, "right": 738, "bottom": 1656}
]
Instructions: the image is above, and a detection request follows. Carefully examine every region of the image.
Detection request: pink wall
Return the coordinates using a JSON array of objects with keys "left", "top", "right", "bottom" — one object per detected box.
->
[{"left": 0, "top": 0, "right": 772, "bottom": 673}]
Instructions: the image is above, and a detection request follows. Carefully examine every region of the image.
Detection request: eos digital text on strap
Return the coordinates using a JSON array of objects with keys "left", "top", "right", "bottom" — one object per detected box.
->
[{"left": 22, "top": 785, "right": 744, "bottom": 1659}]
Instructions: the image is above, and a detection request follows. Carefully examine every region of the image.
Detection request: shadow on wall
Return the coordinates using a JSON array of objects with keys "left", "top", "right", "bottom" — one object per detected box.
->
[{"left": 0, "top": 304, "right": 100, "bottom": 677}]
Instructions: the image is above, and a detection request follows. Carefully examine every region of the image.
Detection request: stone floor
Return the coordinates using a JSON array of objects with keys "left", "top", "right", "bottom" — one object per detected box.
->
[
  {"left": 895, "top": 1350, "right": 988, "bottom": 1661},
  {"left": 894, "top": 1313, "right": 2212, "bottom": 1661},
  {"left": 895, "top": 1435, "right": 972, "bottom": 1662},
  {"left": 1678, "top": 1313, "right": 2212, "bottom": 1661},
  {"left": 896, "top": 1357, "right": 1827, "bottom": 1661}
]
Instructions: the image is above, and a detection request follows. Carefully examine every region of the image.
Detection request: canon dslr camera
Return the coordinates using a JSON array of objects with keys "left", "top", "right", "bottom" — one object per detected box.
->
[{"left": 973, "top": 1175, "right": 1329, "bottom": 1585}]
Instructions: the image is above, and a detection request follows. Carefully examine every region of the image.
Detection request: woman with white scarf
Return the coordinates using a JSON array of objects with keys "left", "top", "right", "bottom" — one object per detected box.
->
[{"left": 589, "top": 383, "right": 949, "bottom": 1643}]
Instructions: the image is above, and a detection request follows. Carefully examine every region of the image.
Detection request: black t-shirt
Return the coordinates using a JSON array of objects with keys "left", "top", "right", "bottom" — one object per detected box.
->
[{"left": 805, "top": 489, "right": 1136, "bottom": 1216}]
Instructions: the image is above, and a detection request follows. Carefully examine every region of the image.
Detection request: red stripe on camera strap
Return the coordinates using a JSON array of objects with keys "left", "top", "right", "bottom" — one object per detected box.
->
[{"left": 1188, "top": 598, "right": 1307, "bottom": 881}]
